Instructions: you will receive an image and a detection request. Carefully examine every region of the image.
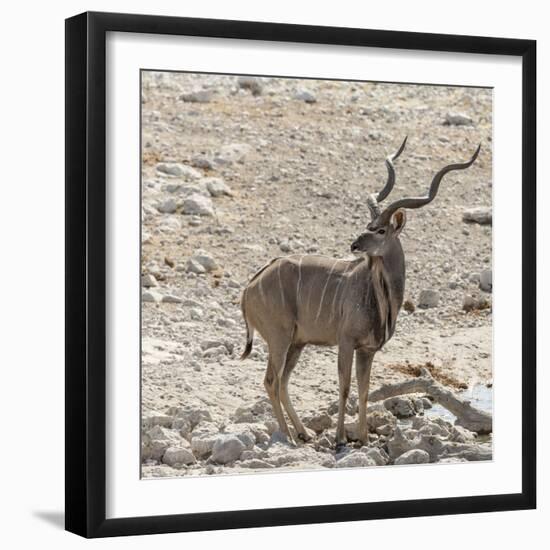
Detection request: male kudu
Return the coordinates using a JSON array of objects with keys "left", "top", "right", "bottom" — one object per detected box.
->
[{"left": 241, "top": 138, "right": 480, "bottom": 449}]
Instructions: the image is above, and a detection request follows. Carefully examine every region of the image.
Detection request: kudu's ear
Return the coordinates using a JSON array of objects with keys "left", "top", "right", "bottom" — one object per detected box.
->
[{"left": 390, "top": 209, "right": 407, "bottom": 236}]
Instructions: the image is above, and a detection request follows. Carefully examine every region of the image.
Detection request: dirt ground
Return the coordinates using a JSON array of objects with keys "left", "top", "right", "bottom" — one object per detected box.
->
[{"left": 140, "top": 72, "right": 493, "bottom": 477}]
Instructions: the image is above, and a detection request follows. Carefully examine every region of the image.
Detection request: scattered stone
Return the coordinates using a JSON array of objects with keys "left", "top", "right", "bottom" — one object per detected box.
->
[
  {"left": 403, "top": 299, "right": 415, "bottom": 313},
  {"left": 191, "top": 155, "right": 214, "bottom": 170},
  {"left": 479, "top": 269, "right": 492, "bottom": 292},
  {"left": 143, "top": 426, "right": 183, "bottom": 461},
  {"left": 335, "top": 452, "right": 376, "bottom": 468},
  {"left": 383, "top": 396, "right": 417, "bottom": 418},
  {"left": 279, "top": 240, "right": 292, "bottom": 253},
  {"left": 162, "top": 294, "right": 182, "bottom": 303},
  {"left": 142, "top": 290, "right": 162, "bottom": 303},
  {"left": 211, "top": 434, "right": 246, "bottom": 464},
  {"left": 162, "top": 445, "right": 196, "bottom": 466},
  {"left": 237, "top": 76, "right": 263, "bottom": 96},
  {"left": 239, "top": 459, "right": 274, "bottom": 469},
  {"left": 190, "top": 250, "right": 219, "bottom": 272},
  {"left": 213, "top": 143, "right": 251, "bottom": 166},
  {"left": 463, "top": 207, "right": 492, "bottom": 225},
  {"left": 294, "top": 90, "right": 317, "bottom": 103},
  {"left": 186, "top": 258, "right": 206, "bottom": 274},
  {"left": 394, "top": 449, "right": 430, "bottom": 465},
  {"left": 304, "top": 413, "right": 332, "bottom": 434},
  {"left": 156, "top": 198, "right": 178, "bottom": 214},
  {"left": 181, "top": 194, "right": 214, "bottom": 216},
  {"left": 362, "top": 447, "right": 389, "bottom": 466},
  {"left": 156, "top": 163, "right": 202, "bottom": 179},
  {"left": 180, "top": 90, "right": 212, "bottom": 103},
  {"left": 142, "top": 410, "right": 173, "bottom": 429},
  {"left": 418, "top": 289, "right": 440, "bottom": 309},
  {"left": 204, "top": 177, "right": 232, "bottom": 197},
  {"left": 141, "top": 273, "right": 158, "bottom": 288},
  {"left": 444, "top": 112, "right": 473, "bottom": 126}
]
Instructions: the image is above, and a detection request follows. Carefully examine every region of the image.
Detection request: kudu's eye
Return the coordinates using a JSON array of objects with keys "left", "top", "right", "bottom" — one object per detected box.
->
[{"left": 377, "top": 229, "right": 386, "bottom": 235}]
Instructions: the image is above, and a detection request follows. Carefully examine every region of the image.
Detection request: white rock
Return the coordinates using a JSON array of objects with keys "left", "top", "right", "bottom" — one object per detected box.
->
[
  {"left": 180, "top": 90, "right": 212, "bottom": 103},
  {"left": 182, "top": 194, "right": 214, "bottom": 216},
  {"left": 190, "top": 250, "right": 219, "bottom": 272},
  {"left": 444, "top": 112, "right": 473, "bottom": 126},
  {"left": 418, "top": 289, "right": 440, "bottom": 309},
  {"left": 190, "top": 307, "right": 203, "bottom": 320},
  {"left": 304, "top": 413, "right": 332, "bottom": 433},
  {"left": 186, "top": 258, "right": 206, "bottom": 274},
  {"left": 156, "top": 198, "right": 178, "bottom": 214},
  {"left": 294, "top": 90, "right": 317, "bottom": 103},
  {"left": 394, "top": 449, "right": 430, "bottom": 465},
  {"left": 141, "top": 273, "right": 158, "bottom": 288},
  {"left": 362, "top": 447, "right": 389, "bottom": 466},
  {"left": 142, "top": 290, "right": 162, "bottom": 303},
  {"left": 480, "top": 269, "right": 492, "bottom": 292},
  {"left": 161, "top": 294, "right": 182, "bottom": 303},
  {"left": 162, "top": 445, "right": 196, "bottom": 466},
  {"left": 463, "top": 207, "right": 492, "bottom": 225},
  {"left": 156, "top": 163, "right": 202, "bottom": 179},
  {"left": 335, "top": 452, "right": 376, "bottom": 468},
  {"left": 142, "top": 410, "right": 173, "bottom": 429},
  {"left": 204, "top": 177, "right": 232, "bottom": 197},
  {"left": 211, "top": 434, "right": 246, "bottom": 464},
  {"left": 213, "top": 143, "right": 251, "bottom": 166}
]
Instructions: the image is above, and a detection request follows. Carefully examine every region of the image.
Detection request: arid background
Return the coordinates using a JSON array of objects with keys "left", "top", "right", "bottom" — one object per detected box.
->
[{"left": 140, "top": 72, "right": 493, "bottom": 478}]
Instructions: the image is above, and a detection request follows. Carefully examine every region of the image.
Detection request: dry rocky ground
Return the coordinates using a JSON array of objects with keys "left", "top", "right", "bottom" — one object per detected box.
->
[{"left": 140, "top": 72, "right": 493, "bottom": 478}]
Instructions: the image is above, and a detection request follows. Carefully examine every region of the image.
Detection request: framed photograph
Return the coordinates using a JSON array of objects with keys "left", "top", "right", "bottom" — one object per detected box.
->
[{"left": 65, "top": 11, "right": 536, "bottom": 538}]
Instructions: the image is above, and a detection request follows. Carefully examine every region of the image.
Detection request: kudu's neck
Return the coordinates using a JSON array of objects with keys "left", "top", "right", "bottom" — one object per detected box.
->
[{"left": 356, "top": 238, "right": 406, "bottom": 306}]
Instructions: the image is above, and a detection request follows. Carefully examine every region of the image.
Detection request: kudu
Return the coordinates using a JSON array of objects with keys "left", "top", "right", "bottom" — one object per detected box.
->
[{"left": 240, "top": 138, "right": 480, "bottom": 448}]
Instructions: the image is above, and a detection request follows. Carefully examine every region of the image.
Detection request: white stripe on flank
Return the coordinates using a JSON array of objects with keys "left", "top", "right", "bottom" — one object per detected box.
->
[
  {"left": 258, "top": 275, "right": 266, "bottom": 304},
  {"left": 277, "top": 260, "right": 285, "bottom": 307},
  {"left": 315, "top": 260, "right": 340, "bottom": 322},
  {"left": 329, "top": 261, "right": 353, "bottom": 322},
  {"left": 296, "top": 256, "right": 304, "bottom": 299}
]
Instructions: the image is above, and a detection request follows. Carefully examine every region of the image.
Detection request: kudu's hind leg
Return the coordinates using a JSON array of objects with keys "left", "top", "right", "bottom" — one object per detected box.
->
[
  {"left": 355, "top": 348, "right": 375, "bottom": 445},
  {"left": 264, "top": 340, "right": 292, "bottom": 439},
  {"left": 280, "top": 343, "right": 311, "bottom": 442},
  {"left": 335, "top": 340, "right": 354, "bottom": 449}
]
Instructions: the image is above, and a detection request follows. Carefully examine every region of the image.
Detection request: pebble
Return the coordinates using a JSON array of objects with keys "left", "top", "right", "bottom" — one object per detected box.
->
[
  {"left": 162, "top": 445, "right": 196, "bottom": 466},
  {"left": 181, "top": 194, "right": 214, "bottom": 216},
  {"left": 204, "top": 177, "right": 232, "bottom": 197},
  {"left": 480, "top": 269, "right": 492, "bottom": 292},
  {"left": 161, "top": 294, "right": 182, "bottom": 303},
  {"left": 141, "top": 273, "right": 158, "bottom": 288},
  {"left": 211, "top": 434, "right": 246, "bottom": 464},
  {"left": 444, "top": 112, "right": 473, "bottom": 126},
  {"left": 394, "top": 449, "right": 430, "bottom": 465},
  {"left": 418, "top": 289, "right": 440, "bottom": 309},
  {"left": 156, "top": 163, "right": 202, "bottom": 179},
  {"left": 294, "top": 90, "right": 317, "bottom": 103},
  {"left": 142, "top": 290, "right": 162, "bottom": 303},
  {"left": 463, "top": 207, "right": 492, "bottom": 225},
  {"left": 156, "top": 198, "right": 178, "bottom": 214},
  {"left": 335, "top": 452, "right": 376, "bottom": 468},
  {"left": 189, "top": 250, "right": 219, "bottom": 272},
  {"left": 180, "top": 90, "right": 212, "bottom": 103}
]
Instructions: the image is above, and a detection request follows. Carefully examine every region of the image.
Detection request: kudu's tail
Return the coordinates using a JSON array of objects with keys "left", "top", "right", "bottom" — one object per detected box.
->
[{"left": 240, "top": 290, "right": 254, "bottom": 360}]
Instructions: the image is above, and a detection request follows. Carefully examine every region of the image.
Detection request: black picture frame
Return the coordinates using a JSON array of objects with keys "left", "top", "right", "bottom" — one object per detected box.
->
[{"left": 65, "top": 11, "right": 536, "bottom": 538}]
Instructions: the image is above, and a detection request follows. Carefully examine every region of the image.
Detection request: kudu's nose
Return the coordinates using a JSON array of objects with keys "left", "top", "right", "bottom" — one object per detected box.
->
[{"left": 351, "top": 241, "right": 359, "bottom": 252}]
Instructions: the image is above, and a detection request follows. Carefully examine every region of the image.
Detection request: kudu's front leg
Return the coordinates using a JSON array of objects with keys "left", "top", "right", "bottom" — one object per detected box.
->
[
  {"left": 335, "top": 340, "right": 354, "bottom": 449},
  {"left": 355, "top": 348, "right": 375, "bottom": 445}
]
